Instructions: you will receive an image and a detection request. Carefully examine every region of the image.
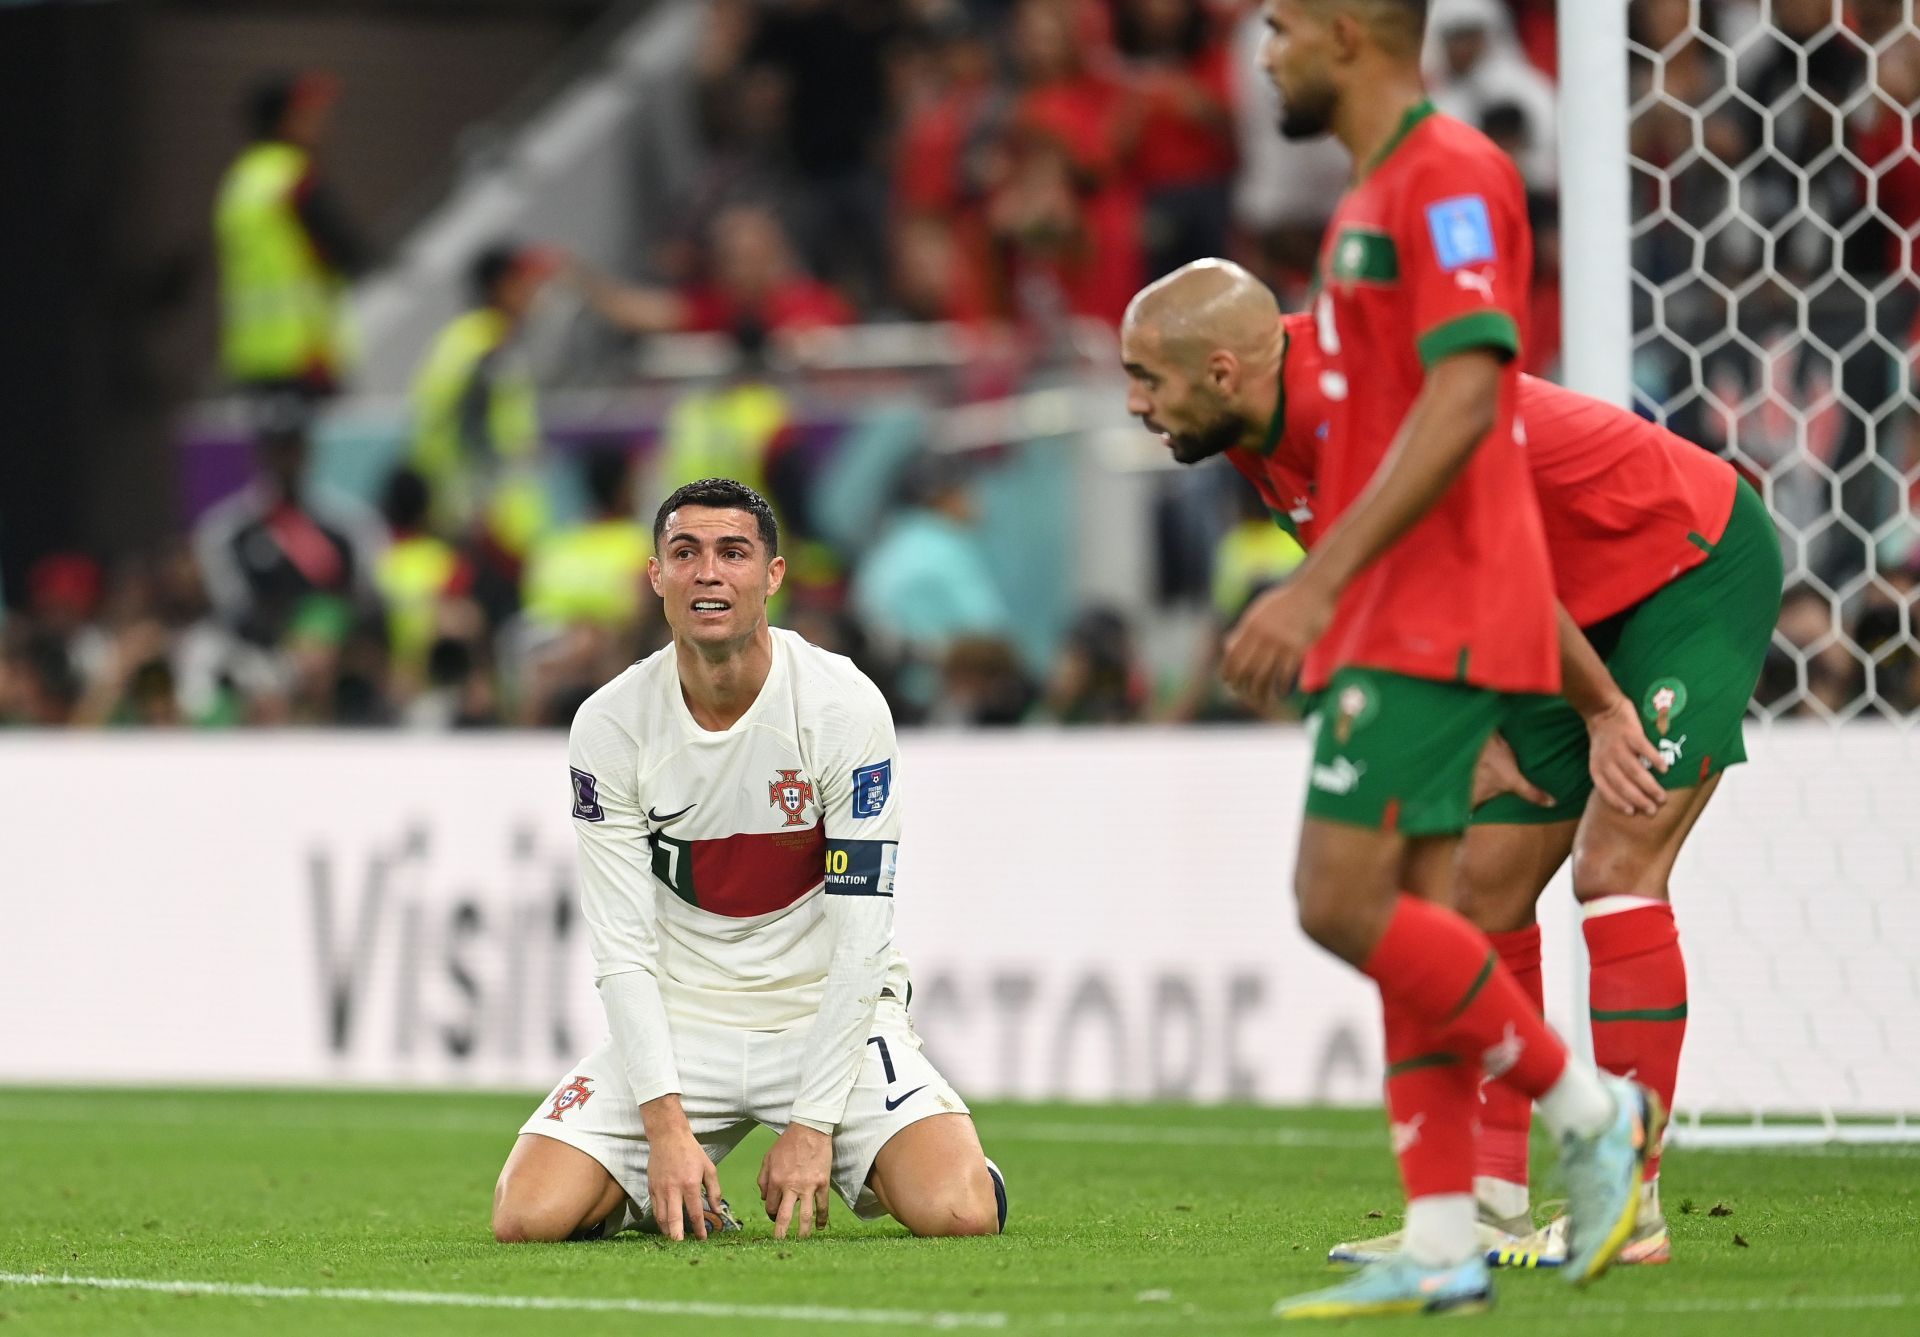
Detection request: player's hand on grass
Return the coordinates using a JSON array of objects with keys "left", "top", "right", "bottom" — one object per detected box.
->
[
  {"left": 1585, "top": 695, "right": 1667, "bottom": 817},
  {"left": 758, "top": 1124, "right": 833, "bottom": 1241},
  {"left": 1221, "top": 579, "right": 1332, "bottom": 705},
  {"left": 638, "top": 1096, "right": 722, "bottom": 1241},
  {"left": 1471, "top": 732, "right": 1554, "bottom": 810}
]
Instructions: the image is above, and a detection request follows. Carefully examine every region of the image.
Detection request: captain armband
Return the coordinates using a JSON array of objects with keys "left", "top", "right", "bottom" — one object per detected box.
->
[{"left": 823, "top": 839, "right": 897, "bottom": 897}]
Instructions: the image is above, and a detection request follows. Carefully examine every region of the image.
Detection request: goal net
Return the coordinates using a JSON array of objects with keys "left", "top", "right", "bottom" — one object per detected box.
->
[{"left": 1572, "top": 0, "right": 1920, "bottom": 1145}]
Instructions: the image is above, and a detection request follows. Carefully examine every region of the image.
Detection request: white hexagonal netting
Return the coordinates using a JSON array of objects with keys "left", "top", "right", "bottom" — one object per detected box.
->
[
  {"left": 1604, "top": 1, "right": 1918, "bottom": 1142},
  {"left": 1629, "top": 0, "right": 1919, "bottom": 721}
]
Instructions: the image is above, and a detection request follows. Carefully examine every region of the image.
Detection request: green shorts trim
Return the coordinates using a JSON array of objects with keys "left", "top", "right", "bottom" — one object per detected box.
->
[
  {"left": 1474, "top": 479, "right": 1783, "bottom": 826},
  {"left": 1305, "top": 668, "right": 1542, "bottom": 837}
]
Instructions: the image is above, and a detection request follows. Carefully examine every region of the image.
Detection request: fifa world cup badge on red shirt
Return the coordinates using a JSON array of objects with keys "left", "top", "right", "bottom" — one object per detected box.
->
[{"left": 769, "top": 769, "right": 813, "bottom": 827}]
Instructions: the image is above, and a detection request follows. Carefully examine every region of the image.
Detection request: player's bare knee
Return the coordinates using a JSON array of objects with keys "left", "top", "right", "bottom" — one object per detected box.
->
[
  {"left": 491, "top": 1204, "right": 564, "bottom": 1244},
  {"left": 491, "top": 1186, "right": 592, "bottom": 1243},
  {"left": 901, "top": 1168, "right": 999, "bottom": 1237},
  {"left": 1569, "top": 833, "right": 1658, "bottom": 904},
  {"left": 1293, "top": 878, "right": 1379, "bottom": 964},
  {"left": 1454, "top": 859, "right": 1534, "bottom": 933}
]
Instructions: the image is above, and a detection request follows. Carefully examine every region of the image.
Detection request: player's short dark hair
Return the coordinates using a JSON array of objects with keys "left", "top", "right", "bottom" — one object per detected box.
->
[
  {"left": 1307, "top": 0, "right": 1428, "bottom": 45},
  {"left": 653, "top": 478, "right": 779, "bottom": 556}
]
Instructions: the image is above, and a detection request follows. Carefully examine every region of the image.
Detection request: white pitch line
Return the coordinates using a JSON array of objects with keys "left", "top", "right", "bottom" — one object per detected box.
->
[
  {"left": 984, "top": 1122, "right": 1381, "bottom": 1150},
  {"left": 2, "top": 1272, "right": 1908, "bottom": 1328},
  {"left": 0, "top": 1104, "right": 1383, "bottom": 1149},
  {"left": 1577, "top": 1293, "right": 1912, "bottom": 1317},
  {"left": 0, "top": 1273, "right": 1006, "bottom": 1329},
  {"left": 0, "top": 1100, "right": 1908, "bottom": 1156}
]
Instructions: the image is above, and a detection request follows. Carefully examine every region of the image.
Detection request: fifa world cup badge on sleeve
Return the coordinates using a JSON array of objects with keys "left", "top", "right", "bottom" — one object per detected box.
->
[
  {"left": 852, "top": 759, "right": 892, "bottom": 819},
  {"left": 1426, "top": 195, "right": 1496, "bottom": 270},
  {"left": 569, "top": 767, "right": 605, "bottom": 822}
]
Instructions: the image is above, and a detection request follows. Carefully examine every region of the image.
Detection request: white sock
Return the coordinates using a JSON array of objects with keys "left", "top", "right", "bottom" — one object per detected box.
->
[
  {"left": 1583, "top": 893, "right": 1667, "bottom": 920},
  {"left": 1536, "top": 1061, "right": 1616, "bottom": 1140},
  {"left": 1403, "top": 1193, "right": 1477, "bottom": 1268},
  {"left": 1641, "top": 1176, "right": 1661, "bottom": 1219},
  {"left": 1473, "top": 1175, "right": 1530, "bottom": 1226}
]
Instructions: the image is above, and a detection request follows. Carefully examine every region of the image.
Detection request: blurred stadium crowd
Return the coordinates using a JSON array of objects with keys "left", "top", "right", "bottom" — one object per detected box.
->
[{"left": 1, "top": 0, "right": 1915, "bottom": 730}]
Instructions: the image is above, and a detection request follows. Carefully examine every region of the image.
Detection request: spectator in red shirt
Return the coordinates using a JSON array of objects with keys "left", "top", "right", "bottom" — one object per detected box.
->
[
  {"left": 890, "top": 13, "right": 1004, "bottom": 325},
  {"left": 1113, "top": 0, "right": 1238, "bottom": 280},
  {"left": 994, "top": 0, "right": 1145, "bottom": 327},
  {"left": 574, "top": 202, "right": 854, "bottom": 339}
]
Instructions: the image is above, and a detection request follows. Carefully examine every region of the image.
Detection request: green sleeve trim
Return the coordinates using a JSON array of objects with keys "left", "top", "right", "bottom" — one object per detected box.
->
[
  {"left": 1385, "top": 1051, "right": 1458, "bottom": 1078},
  {"left": 1417, "top": 310, "right": 1520, "bottom": 369},
  {"left": 1591, "top": 1003, "right": 1689, "bottom": 1023}
]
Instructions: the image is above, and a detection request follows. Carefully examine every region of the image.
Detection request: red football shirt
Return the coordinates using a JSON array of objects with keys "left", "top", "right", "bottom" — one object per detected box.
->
[
  {"left": 1305, "top": 103, "right": 1556, "bottom": 694},
  {"left": 1232, "top": 312, "right": 1742, "bottom": 629}
]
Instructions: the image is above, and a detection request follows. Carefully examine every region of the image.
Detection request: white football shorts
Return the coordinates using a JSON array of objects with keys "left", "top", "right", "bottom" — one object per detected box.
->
[{"left": 518, "top": 994, "right": 967, "bottom": 1221}]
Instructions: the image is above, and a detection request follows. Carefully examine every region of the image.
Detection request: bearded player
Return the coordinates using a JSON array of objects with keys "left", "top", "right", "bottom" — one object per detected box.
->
[
  {"left": 492, "top": 478, "right": 1005, "bottom": 1245},
  {"left": 1122, "top": 261, "right": 1780, "bottom": 1272},
  {"left": 1128, "top": 0, "right": 1659, "bottom": 1318}
]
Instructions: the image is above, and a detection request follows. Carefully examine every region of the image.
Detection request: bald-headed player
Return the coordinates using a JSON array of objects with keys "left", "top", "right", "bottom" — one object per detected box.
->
[
  {"left": 1122, "top": 1, "right": 1662, "bottom": 1319},
  {"left": 1124, "top": 260, "right": 1781, "bottom": 1274}
]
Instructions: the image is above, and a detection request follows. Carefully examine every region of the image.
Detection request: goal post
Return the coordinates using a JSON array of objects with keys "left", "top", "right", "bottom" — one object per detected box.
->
[{"left": 1556, "top": 0, "right": 1920, "bottom": 1146}]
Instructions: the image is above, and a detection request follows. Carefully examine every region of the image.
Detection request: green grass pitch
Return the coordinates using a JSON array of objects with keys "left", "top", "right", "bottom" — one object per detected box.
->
[{"left": 0, "top": 1089, "right": 1914, "bottom": 1335}]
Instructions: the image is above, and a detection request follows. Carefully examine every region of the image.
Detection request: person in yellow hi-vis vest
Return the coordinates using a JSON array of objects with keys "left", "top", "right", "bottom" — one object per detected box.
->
[
  {"left": 213, "top": 72, "right": 370, "bottom": 401},
  {"left": 650, "top": 323, "right": 794, "bottom": 505},
  {"left": 372, "top": 467, "right": 471, "bottom": 688},
  {"left": 409, "top": 242, "right": 562, "bottom": 563},
  {"left": 522, "top": 449, "right": 652, "bottom": 630}
]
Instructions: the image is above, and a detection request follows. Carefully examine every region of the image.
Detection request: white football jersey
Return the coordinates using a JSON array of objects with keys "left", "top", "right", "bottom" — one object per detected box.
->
[{"left": 567, "top": 628, "right": 909, "bottom": 1033}]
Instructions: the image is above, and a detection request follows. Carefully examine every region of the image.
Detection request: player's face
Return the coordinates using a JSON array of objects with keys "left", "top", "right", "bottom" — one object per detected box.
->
[
  {"left": 1262, "top": 0, "right": 1340, "bottom": 140},
  {"left": 1122, "top": 333, "right": 1241, "bottom": 465},
  {"left": 649, "top": 506, "right": 785, "bottom": 648}
]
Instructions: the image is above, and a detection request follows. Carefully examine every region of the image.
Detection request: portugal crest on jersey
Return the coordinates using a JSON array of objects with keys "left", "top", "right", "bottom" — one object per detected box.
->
[
  {"left": 544, "top": 1076, "right": 593, "bottom": 1122},
  {"left": 769, "top": 769, "right": 813, "bottom": 827}
]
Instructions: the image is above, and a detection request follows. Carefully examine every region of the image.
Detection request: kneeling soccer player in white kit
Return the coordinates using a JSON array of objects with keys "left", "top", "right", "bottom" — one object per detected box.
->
[{"left": 492, "top": 477, "right": 1006, "bottom": 1243}]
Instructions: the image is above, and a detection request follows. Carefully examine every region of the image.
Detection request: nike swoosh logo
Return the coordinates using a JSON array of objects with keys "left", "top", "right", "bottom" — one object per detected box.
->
[
  {"left": 883, "top": 1085, "right": 928, "bottom": 1112},
  {"left": 647, "top": 803, "right": 697, "bottom": 826}
]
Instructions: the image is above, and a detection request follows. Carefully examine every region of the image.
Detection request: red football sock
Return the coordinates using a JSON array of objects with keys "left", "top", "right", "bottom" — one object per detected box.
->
[
  {"left": 1363, "top": 894, "right": 1569, "bottom": 1099},
  {"left": 1476, "top": 925, "right": 1542, "bottom": 1190},
  {"left": 1585, "top": 901, "right": 1686, "bottom": 1182},
  {"left": 1382, "top": 993, "right": 1478, "bottom": 1202}
]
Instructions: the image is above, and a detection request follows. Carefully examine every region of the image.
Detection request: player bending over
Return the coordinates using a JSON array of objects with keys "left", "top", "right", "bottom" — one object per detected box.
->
[
  {"left": 492, "top": 478, "right": 1006, "bottom": 1245},
  {"left": 1126, "top": 275, "right": 1777, "bottom": 1271},
  {"left": 1118, "top": 0, "right": 1660, "bottom": 1318}
]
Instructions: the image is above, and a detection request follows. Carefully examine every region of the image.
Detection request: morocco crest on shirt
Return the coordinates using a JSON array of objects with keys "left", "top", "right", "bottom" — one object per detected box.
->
[{"left": 769, "top": 769, "right": 813, "bottom": 827}]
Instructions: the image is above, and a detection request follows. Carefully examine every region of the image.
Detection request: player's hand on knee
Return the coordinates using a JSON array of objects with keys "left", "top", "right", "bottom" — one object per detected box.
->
[
  {"left": 760, "top": 1124, "right": 833, "bottom": 1241},
  {"left": 1471, "top": 732, "right": 1553, "bottom": 809},
  {"left": 647, "top": 1130, "right": 719, "bottom": 1241},
  {"left": 1584, "top": 696, "right": 1667, "bottom": 816}
]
